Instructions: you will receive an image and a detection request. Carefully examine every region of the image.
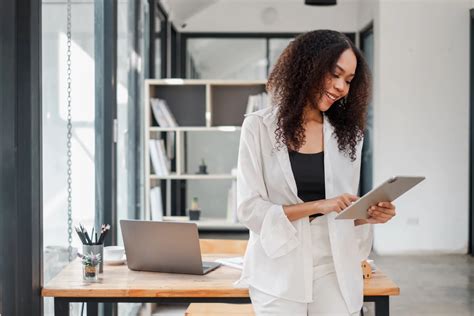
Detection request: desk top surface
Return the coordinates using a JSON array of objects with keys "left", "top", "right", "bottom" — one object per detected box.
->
[{"left": 42, "top": 254, "right": 399, "bottom": 298}]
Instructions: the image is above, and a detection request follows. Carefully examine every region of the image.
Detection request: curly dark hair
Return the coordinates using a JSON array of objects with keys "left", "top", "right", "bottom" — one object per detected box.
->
[{"left": 267, "top": 29, "right": 372, "bottom": 161}]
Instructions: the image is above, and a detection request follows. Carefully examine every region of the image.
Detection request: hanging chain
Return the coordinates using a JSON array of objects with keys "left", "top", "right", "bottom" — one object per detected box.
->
[{"left": 66, "top": 0, "right": 74, "bottom": 262}]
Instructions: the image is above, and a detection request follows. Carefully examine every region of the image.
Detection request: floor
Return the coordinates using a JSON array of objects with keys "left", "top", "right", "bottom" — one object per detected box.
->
[
  {"left": 138, "top": 254, "right": 474, "bottom": 316},
  {"left": 367, "top": 254, "right": 474, "bottom": 316}
]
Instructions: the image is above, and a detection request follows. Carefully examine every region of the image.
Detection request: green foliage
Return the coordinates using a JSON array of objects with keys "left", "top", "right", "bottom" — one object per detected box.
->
[{"left": 81, "top": 252, "right": 102, "bottom": 266}]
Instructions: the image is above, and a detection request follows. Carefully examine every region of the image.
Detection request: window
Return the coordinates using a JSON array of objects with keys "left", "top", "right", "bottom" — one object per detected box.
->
[
  {"left": 268, "top": 38, "right": 293, "bottom": 73},
  {"left": 186, "top": 38, "right": 267, "bottom": 80},
  {"left": 116, "top": 0, "right": 149, "bottom": 245},
  {"left": 42, "top": 1, "right": 96, "bottom": 314}
]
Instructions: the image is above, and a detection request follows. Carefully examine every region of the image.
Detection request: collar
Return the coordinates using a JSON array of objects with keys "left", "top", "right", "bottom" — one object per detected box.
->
[{"left": 246, "top": 106, "right": 334, "bottom": 201}]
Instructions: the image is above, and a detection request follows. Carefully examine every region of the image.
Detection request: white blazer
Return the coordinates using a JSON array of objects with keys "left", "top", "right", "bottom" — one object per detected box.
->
[{"left": 236, "top": 106, "right": 372, "bottom": 314}]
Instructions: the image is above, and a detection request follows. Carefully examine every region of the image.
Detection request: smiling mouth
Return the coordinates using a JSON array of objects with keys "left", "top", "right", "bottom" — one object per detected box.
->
[{"left": 325, "top": 91, "right": 340, "bottom": 101}]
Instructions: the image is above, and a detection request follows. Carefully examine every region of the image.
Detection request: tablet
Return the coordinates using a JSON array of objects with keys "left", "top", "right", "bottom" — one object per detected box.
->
[{"left": 335, "top": 176, "right": 425, "bottom": 220}]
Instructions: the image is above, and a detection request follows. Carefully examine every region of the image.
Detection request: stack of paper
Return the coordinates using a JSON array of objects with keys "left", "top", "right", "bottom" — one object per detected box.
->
[{"left": 215, "top": 256, "right": 244, "bottom": 270}]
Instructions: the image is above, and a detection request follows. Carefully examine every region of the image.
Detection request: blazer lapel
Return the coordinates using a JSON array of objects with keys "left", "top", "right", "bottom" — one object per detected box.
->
[
  {"left": 262, "top": 108, "right": 300, "bottom": 200},
  {"left": 323, "top": 115, "right": 335, "bottom": 199},
  {"left": 261, "top": 107, "right": 338, "bottom": 202}
]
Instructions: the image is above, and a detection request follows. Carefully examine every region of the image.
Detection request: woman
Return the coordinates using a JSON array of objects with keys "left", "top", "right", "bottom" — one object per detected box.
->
[{"left": 236, "top": 30, "right": 396, "bottom": 315}]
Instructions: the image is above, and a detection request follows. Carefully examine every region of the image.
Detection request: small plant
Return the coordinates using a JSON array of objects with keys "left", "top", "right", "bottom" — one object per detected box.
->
[
  {"left": 81, "top": 252, "right": 102, "bottom": 267},
  {"left": 79, "top": 252, "right": 102, "bottom": 281}
]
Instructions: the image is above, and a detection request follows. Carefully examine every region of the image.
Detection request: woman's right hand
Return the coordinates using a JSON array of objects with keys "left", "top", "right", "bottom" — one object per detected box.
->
[{"left": 313, "top": 193, "right": 359, "bottom": 215}]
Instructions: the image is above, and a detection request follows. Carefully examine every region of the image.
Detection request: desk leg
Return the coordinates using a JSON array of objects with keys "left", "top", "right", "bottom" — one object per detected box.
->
[
  {"left": 54, "top": 298, "right": 70, "bottom": 316},
  {"left": 374, "top": 296, "right": 389, "bottom": 316},
  {"left": 87, "top": 301, "right": 99, "bottom": 316}
]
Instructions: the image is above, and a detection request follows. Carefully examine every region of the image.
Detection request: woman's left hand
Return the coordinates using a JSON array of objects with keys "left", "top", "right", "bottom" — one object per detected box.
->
[{"left": 366, "top": 202, "right": 396, "bottom": 224}]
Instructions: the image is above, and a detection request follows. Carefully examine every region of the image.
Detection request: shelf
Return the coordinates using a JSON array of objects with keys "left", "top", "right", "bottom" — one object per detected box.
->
[
  {"left": 145, "top": 80, "right": 266, "bottom": 221},
  {"left": 150, "top": 126, "right": 241, "bottom": 132},
  {"left": 163, "top": 216, "right": 248, "bottom": 232},
  {"left": 150, "top": 174, "right": 237, "bottom": 180},
  {"left": 146, "top": 79, "right": 266, "bottom": 86}
]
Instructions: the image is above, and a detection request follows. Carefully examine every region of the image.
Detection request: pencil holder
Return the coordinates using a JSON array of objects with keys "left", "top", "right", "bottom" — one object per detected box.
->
[{"left": 83, "top": 244, "right": 104, "bottom": 273}]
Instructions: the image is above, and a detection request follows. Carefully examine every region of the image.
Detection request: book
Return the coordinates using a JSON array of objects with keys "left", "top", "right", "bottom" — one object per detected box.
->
[
  {"left": 245, "top": 92, "right": 270, "bottom": 114},
  {"left": 149, "top": 139, "right": 170, "bottom": 176},
  {"left": 150, "top": 98, "right": 178, "bottom": 127},
  {"left": 150, "top": 98, "right": 177, "bottom": 160},
  {"left": 156, "top": 139, "right": 170, "bottom": 175},
  {"left": 150, "top": 186, "right": 164, "bottom": 221},
  {"left": 150, "top": 99, "right": 170, "bottom": 127},
  {"left": 149, "top": 139, "right": 161, "bottom": 175}
]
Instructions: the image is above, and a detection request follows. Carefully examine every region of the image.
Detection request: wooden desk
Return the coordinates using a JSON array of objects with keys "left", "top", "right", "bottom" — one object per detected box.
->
[
  {"left": 363, "top": 269, "right": 400, "bottom": 316},
  {"left": 43, "top": 255, "right": 246, "bottom": 299},
  {"left": 42, "top": 240, "right": 399, "bottom": 316}
]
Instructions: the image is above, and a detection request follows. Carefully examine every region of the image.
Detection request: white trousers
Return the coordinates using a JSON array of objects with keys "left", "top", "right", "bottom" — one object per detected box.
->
[
  {"left": 249, "top": 216, "right": 360, "bottom": 316},
  {"left": 249, "top": 271, "right": 359, "bottom": 316}
]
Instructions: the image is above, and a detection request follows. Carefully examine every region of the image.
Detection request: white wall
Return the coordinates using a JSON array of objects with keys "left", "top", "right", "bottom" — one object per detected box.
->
[
  {"left": 371, "top": 0, "right": 471, "bottom": 254},
  {"left": 357, "top": 0, "right": 376, "bottom": 30}
]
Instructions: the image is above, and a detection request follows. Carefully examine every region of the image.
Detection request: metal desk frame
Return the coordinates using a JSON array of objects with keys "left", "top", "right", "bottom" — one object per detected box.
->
[{"left": 54, "top": 295, "right": 390, "bottom": 316}]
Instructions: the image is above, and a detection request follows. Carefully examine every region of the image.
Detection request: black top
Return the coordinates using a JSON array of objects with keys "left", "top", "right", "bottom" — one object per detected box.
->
[{"left": 288, "top": 150, "right": 325, "bottom": 220}]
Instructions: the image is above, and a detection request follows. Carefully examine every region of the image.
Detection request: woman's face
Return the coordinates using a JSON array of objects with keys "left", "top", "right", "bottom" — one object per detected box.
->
[{"left": 318, "top": 48, "right": 357, "bottom": 112}]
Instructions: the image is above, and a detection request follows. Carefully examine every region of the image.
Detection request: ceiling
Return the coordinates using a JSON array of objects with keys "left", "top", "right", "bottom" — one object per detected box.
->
[{"left": 159, "top": 0, "right": 359, "bottom": 32}]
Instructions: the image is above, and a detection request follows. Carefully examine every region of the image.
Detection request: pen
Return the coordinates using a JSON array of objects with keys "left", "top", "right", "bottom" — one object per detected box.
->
[
  {"left": 84, "top": 231, "right": 92, "bottom": 245},
  {"left": 75, "top": 226, "right": 87, "bottom": 244}
]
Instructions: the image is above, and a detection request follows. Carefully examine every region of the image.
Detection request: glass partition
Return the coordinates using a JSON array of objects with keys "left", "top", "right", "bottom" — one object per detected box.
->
[
  {"left": 116, "top": 0, "right": 148, "bottom": 245},
  {"left": 269, "top": 38, "right": 293, "bottom": 73},
  {"left": 42, "top": 1, "right": 96, "bottom": 314},
  {"left": 186, "top": 38, "right": 267, "bottom": 80}
]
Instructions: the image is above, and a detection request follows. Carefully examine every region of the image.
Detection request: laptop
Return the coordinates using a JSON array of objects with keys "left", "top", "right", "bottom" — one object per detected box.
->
[{"left": 120, "top": 220, "right": 221, "bottom": 275}]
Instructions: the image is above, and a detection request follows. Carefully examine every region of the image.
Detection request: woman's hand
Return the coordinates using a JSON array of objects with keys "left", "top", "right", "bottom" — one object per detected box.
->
[
  {"left": 314, "top": 193, "right": 359, "bottom": 215},
  {"left": 365, "top": 202, "right": 396, "bottom": 224}
]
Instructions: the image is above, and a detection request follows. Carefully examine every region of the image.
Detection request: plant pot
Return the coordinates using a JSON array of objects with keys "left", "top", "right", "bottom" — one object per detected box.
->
[
  {"left": 189, "top": 209, "right": 201, "bottom": 221},
  {"left": 83, "top": 264, "right": 99, "bottom": 282},
  {"left": 83, "top": 244, "right": 104, "bottom": 273}
]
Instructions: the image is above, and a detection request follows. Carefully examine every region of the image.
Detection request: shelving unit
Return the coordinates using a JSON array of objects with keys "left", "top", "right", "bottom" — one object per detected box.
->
[{"left": 144, "top": 79, "right": 266, "bottom": 231}]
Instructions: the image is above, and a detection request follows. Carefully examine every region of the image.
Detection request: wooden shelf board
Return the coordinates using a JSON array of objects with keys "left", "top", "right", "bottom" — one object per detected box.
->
[
  {"left": 149, "top": 126, "right": 241, "bottom": 132},
  {"left": 150, "top": 174, "right": 236, "bottom": 180},
  {"left": 163, "top": 216, "right": 247, "bottom": 231}
]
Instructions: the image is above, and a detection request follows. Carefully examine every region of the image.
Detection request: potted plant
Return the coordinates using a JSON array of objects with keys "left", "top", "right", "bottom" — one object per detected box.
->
[{"left": 81, "top": 252, "right": 102, "bottom": 282}]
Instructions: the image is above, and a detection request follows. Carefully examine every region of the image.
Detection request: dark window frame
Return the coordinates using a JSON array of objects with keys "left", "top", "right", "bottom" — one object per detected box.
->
[
  {"left": 359, "top": 22, "right": 374, "bottom": 196},
  {"left": 469, "top": 9, "right": 474, "bottom": 255},
  {"left": 95, "top": 0, "right": 118, "bottom": 247},
  {"left": 0, "top": 0, "right": 43, "bottom": 314},
  {"left": 150, "top": 0, "right": 168, "bottom": 78}
]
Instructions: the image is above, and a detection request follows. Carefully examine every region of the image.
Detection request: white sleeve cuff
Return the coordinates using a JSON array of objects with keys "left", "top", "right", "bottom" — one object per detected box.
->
[{"left": 259, "top": 205, "right": 299, "bottom": 259}]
